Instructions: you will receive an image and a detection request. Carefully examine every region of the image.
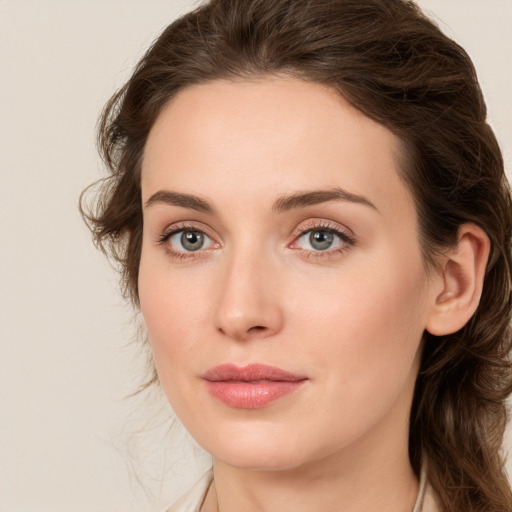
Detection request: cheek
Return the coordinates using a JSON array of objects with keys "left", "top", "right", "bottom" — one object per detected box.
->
[
  {"left": 290, "top": 253, "right": 429, "bottom": 402},
  {"left": 277, "top": 262, "right": 428, "bottom": 455},
  {"left": 137, "top": 254, "right": 210, "bottom": 381}
]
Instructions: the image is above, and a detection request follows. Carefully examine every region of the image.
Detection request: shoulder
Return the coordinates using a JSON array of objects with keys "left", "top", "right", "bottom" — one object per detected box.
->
[{"left": 163, "top": 470, "right": 214, "bottom": 512}]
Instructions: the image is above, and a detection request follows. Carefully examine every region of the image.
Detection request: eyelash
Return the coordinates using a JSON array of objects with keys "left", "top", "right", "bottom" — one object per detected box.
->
[
  {"left": 290, "top": 221, "right": 355, "bottom": 259},
  {"left": 157, "top": 221, "right": 217, "bottom": 260},
  {"left": 156, "top": 220, "right": 355, "bottom": 260}
]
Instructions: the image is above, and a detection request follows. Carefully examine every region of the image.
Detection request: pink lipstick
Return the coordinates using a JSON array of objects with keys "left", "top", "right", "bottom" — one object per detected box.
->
[{"left": 202, "top": 364, "right": 307, "bottom": 409}]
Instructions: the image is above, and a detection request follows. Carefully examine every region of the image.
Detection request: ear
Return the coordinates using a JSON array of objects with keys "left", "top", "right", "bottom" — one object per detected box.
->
[{"left": 426, "top": 223, "right": 490, "bottom": 336}]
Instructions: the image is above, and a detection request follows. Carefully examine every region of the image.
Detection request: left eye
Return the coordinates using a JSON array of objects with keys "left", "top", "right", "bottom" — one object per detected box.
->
[
  {"left": 167, "top": 229, "right": 215, "bottom": 252},
  {"left": 295, "top": 229, "right": 346, "bottom": 251}
]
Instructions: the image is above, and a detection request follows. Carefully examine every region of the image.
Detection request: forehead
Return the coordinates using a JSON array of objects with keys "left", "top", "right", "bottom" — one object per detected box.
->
[{"left": 141, "top": 76, "right": 413, "bottom": 220}]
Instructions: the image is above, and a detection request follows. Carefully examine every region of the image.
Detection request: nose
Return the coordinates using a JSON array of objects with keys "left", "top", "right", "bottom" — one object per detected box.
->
[{"left": 214, "top": 249, "right": 284, "bottom": 342}]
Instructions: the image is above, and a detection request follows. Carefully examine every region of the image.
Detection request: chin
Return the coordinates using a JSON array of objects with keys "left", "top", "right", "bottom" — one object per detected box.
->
[
  {"left": 193, "top": 421, "right": 334, "bottom": 472},
  {"left": 213, "top": 444, "right": 307, "bottom": 472}
]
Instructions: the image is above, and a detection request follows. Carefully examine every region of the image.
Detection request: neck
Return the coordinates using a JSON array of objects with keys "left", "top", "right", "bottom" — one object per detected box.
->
[{"left": 202, "top": 429, "right": 419, "bottom": 512}]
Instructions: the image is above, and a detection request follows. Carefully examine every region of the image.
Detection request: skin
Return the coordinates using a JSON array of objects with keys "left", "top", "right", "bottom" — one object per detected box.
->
[{"left": 138, "top": 76, "right": 463, "bottom": 512}]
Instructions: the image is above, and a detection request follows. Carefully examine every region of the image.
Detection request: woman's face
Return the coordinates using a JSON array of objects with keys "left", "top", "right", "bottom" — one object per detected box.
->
[{"left": 139, "top": 76, "right": 439, "bottom": 472}]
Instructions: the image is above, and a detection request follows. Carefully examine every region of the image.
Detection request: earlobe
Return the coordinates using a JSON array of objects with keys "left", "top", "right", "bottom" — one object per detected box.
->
[{"left": 426, "top": 224, "right": 490, "bottom": 336}]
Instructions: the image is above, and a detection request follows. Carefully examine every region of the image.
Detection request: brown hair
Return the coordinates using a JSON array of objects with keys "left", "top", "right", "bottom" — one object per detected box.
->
[{"left": 80, "top": 0, "right": 512, "bottom": 510}]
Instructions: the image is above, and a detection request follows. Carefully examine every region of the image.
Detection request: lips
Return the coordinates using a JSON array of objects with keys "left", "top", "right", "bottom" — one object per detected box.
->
[{"left": 202, "top": 363, "right": 308, "bottom": 409}]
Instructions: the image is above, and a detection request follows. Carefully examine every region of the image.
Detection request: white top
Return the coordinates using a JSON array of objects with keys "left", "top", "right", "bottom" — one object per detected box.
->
[
  {"left": 164, "top": 465, "right": 440, "bottom": 512},
  {"left": 165, "top": 470, "right": 212, "bottom": 512}
]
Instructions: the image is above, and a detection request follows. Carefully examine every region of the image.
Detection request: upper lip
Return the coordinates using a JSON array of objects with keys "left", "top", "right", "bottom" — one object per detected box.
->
[{"left": 202, "top": 363, "right": 307, "bottom": 382}]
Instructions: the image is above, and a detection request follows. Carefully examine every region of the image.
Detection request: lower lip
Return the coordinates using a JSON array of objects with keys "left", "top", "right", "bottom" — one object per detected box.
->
[{"left": 205, "top": 380, "right": 306, "bottom": 409}]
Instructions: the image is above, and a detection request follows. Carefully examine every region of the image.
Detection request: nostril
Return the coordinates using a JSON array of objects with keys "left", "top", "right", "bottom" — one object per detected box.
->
[{"left": 249, "top": 325, "right": 266, "bottom": 332}]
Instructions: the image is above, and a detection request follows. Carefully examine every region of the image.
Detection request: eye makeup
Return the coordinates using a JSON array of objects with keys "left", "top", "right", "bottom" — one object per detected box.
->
[
  {"left": 154, "top": 217, "right": 356, "bottom": 262},
  {"left": 156, "top": 221, "right": 220, "bottom": 260},
  {"left": 289, "top": 218, "right": 356, "bottom": 260}
]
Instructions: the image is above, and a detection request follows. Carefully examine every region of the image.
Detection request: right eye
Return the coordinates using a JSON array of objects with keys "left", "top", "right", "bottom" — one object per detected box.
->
[{"left": 164, "top": 229, "right": 216, "bottom": 253}]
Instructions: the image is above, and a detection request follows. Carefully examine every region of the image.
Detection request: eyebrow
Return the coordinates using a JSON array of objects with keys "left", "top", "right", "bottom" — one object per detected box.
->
[
  {"left": 144, "top": 190, "right": 215, "bottom": 214},
  {"left": 144, "top": 187, "right": 377, "bottom": 215},
  {"left": 272, "top": 187, "right": 378, "bottom": 213}
]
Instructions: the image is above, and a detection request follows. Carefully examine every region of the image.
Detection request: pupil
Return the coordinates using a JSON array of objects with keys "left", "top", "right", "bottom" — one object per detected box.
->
[
  {"left": 181, "top": 231, "right": 204, "bottom": 251},
  {"left": 310, "top": 230, "right": 333, "bottom": 250}
]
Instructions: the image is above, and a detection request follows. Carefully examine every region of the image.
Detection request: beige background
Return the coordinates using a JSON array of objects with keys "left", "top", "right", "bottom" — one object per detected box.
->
[{"left": 1, "top": 1, "right": 511, "bottom": 511}]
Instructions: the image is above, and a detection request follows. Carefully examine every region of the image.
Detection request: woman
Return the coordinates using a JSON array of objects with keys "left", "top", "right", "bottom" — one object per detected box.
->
[{"left": 81, "top": 0, "right": 512, "bottom": 510}]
